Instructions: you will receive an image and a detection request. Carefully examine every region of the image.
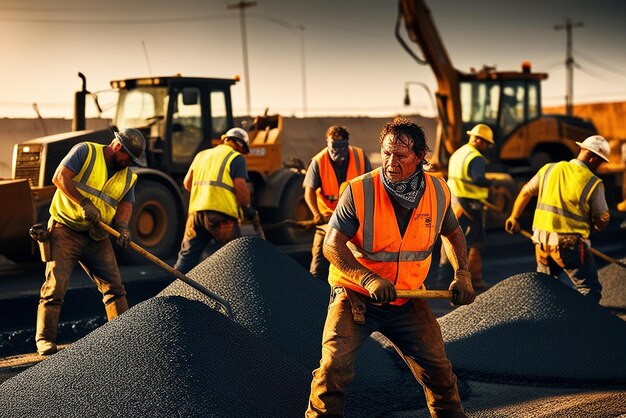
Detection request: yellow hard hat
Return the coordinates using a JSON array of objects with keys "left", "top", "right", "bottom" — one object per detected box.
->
[{"left": 466, "top": 124, "right": 494, "bottom": 144}]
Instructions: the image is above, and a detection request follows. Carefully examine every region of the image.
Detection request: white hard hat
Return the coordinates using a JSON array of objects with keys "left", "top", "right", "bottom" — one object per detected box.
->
[
  {"left": 576, "top": 135, "right": 610, "bottom": 162},
  {"left": 222, "top": 127, "right": 250, "bottom": 154}
]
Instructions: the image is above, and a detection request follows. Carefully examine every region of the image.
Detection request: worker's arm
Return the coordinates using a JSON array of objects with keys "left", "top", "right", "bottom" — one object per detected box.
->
[
  {"left": 304, "top": 186, "right": 325, "bottom": 225},
  {"left": 183, "top": 168, "right": 193, "bottom": 192},
  {"left": 504, "top": 174, "right": 539, "bottom": 234},
  {"left": 441, "top": 224, "right": 475, "bottom": 305},
  {"left": 113, "top": 201, "right": 133, "bottom": 247},
  {"left": 589, "top": 182, "right": 611, "bottom": 232},
  {"left": 52, "top": 166, "right": 84, "bottom": 205},
  {"left": 233, "top": 177, "right": 251, "bottom": 208}
]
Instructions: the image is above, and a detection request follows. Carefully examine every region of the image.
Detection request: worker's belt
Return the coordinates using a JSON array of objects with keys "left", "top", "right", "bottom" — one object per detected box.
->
[{"left": 343, "top": 287, "right": 366, "bottom": 324}]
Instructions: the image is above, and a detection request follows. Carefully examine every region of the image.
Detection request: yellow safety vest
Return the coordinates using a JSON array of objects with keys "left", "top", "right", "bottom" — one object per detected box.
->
[
  {"left": 50, "top": 142, "right": 137, "bottom": 238},
  {"left": 447, "top": 143, "right": 489, "bottom": 200},
  {"left": 188, "top": 144, "right": 242, "bottom": 218},
  {"left": 533, "top": 161, "right": 602, "bottom": 238}
]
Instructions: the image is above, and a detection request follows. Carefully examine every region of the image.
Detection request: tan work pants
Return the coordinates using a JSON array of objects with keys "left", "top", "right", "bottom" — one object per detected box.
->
[{"left": 36, "top": 223, "right": 128, "bottom": 345}]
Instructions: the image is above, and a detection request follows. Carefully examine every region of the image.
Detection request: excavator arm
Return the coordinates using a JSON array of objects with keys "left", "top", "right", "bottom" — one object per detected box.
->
[{"left": 397, "top": 0, "right": 463, "bottom": 167}]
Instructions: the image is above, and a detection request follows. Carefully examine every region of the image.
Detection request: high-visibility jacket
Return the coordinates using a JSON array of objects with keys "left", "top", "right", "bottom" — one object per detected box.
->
[
  {"left": 328, "top": 168, "right": 451, "bottom": 306},
  {"left": 313, "top": 145, "right": 366, "bottom": 217},
  {"left": 188, "top": 144, "right": 242, "bottom": 219},
  {"left": 50, "top": 142, "right": 137, "bottom": 238},
  {"left": 447, "top": 143, "right": 489, "bottom": 201},
  {"left": 533, "top": 160, "right": 602, "bottom": 238}
]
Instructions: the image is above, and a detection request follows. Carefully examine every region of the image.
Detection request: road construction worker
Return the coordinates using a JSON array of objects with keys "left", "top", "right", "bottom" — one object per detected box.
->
[
  {"left": 505, "top": 135, "right": 611, "bottom": 302},
  {"left": 174, "top": 127, "right": 257, "bottom": 274},
  {"left": 439, "top": 123, "right": 494, "bottom": 290},
  {"left": 35, "top": 128, "right": 147, "bottom": 356},
  {"left": 303, "top": 125, "right": 371, "bottom": 280},
  {"left": 306, "top": 117, "right": 475, "bottom": 418}
]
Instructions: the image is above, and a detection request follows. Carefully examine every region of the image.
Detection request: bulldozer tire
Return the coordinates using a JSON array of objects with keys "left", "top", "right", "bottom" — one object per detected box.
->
[
  {"left": 271, "top": 178, "right": 313, "bottom": 245},
  {"left": 115, "top": 180, "right": 181, "bottom": 265}
]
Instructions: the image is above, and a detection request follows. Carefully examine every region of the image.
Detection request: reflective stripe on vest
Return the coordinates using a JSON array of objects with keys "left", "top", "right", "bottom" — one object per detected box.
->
[
  {"left": 50, "top": 142, "right": 137, "bottom": 234},
  {"left": 328, "top": 168, "right": 450, "bottom": 305},
  {"left": 532, "top": 161, "right": 601, "bottom": 238},
  {"left": 314, "top": 145, "right": 366, "bottom": 217},
  {"left": 188, "top": 144, "right": 241, "bottom": 218},
  {"left": 447, "top": 143, "right": 489, "bottom": 200}
]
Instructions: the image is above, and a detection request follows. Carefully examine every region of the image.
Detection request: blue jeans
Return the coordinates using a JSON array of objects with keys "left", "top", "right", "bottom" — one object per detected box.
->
[
  {"left": 306, "top": 287, "right": 465, "bottom": 418},
  {"left": 174, "top": 211, "right": 241, "bottom": 274}
]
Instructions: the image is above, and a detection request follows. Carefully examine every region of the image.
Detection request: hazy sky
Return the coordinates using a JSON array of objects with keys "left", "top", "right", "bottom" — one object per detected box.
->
[{"left": 1, "top": 0, "right": 625, "bottom": 119}]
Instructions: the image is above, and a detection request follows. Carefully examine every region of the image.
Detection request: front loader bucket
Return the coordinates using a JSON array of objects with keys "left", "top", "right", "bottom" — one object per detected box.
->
[{"left": 0, "top": 179, "right": 36, "bottom": 262}]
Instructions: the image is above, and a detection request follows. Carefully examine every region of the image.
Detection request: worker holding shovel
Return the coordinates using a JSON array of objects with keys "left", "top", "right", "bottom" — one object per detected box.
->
[
  {"left": 33, "top": 128, "right": 147, "bottom": 356},
  {"left": 306, "top": 118, "right": 474, "bottom": 418},
  {"left": 505, "top": 135, "right": 612, "bottom": 302},
  {"left": 303, "top": 125, "right": 371, "bottom": 281}
]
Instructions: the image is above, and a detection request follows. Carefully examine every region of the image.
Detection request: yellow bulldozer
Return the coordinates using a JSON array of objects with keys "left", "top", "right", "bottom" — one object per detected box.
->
[{"left": 1, "top": 73, "right": 312, "bottom": 264}]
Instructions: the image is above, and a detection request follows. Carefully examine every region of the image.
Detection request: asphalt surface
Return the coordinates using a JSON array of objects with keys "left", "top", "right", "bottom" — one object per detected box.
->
[{"left": 1, "top": 215, "right": 625, "bottom": 417}]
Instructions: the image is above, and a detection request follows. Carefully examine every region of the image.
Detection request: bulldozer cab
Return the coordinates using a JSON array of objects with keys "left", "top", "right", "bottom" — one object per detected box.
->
[{"left": 111, "top": 76, "right": 237, "bottom": 177}]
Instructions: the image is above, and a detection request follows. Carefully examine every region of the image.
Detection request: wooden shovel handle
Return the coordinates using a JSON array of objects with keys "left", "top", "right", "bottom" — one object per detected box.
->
[{"left": 396, "top": 289, "right": 453, "bottom": 299}]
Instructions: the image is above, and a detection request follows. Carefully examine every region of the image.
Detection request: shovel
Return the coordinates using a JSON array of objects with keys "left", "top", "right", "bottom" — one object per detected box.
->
[
  {"left": 98, "top": 221, "right": 234, "bottom": 318},
  {"left": 396, "top": 289, "right": 453, "bottom": 299}
]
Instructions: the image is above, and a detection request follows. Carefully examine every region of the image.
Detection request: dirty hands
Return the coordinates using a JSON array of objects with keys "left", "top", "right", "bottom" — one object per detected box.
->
[
  {"left": 116, "top": 223, "right": 132, "bottom": 248},
  {"left": 449, "top": 269, "right": 475, "bottom": 306},
  {"left": 80, "top": 198, "right": 102, "bottom": 225},
  {"left": 360, "top": 272, "right": 397, "bottom": 303},
  {"left": 504, "top": 216, "right": 520, "bottom": 234}
]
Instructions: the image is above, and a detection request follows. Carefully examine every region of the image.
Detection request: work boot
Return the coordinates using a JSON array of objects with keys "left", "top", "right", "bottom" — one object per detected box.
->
[
  {"left": 468, "top": 247, "right": 489, "bottom": 291},
  {"left": 104, "top": 296, "right": 129, "bottom": 320},
  {"left": 35, "top": 303, "right": 61, "bottom": 356},
  {"left": 36, "top": 340, "right": 58, "bottom": 356}
]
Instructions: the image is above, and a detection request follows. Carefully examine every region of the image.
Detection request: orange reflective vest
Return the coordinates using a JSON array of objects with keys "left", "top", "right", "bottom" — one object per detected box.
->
[
  {"left": 328, "top": 168, "right": 451, "bottom": 306},
  {"left": 313, "top": 145, "right": 366, "bottom": 217}
]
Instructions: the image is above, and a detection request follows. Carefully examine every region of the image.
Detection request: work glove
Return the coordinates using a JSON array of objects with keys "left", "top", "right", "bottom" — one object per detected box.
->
[
  {"left": 80, "top": 198, "right": 102, "bottom": 225},
  {"left": 505, "top": 216, "right": 520, "bottom": 234},
  {"left": 116, "top": 225, "right": 132, "bottom": 248},
  {"left": 449, "top": 269, "right": 475, "bottom": 306},
  {"left": 243, "top": 205, "right": 257, "bottom": 222},
  {"left": 360, "top": 272, "right": 397, "bottom": 303}
]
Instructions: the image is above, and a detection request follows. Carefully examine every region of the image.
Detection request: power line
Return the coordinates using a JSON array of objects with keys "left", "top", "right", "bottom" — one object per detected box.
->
[
  {"left": 574, "top": 48, "right": 626, "bottom": 78},
  {"left": 0, "top": 14, "right": 235, "bottom": 24}
]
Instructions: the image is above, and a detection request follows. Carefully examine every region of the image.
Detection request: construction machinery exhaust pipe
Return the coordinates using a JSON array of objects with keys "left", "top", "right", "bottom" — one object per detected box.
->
[{"left": 72, "top": 72, "right": 87, "bottom": 132}]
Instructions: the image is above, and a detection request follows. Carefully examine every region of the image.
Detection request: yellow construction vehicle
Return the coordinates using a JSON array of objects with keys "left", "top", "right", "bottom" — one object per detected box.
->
[
  {"left": 397, "top": 0, "right": 624, "bottom": 209},
  {"left": 1, "top": 73, "right": 311, "bottom": 263}
]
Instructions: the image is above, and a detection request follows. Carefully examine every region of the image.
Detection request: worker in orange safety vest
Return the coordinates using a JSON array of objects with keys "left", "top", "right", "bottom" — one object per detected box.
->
[{"left": 306, "top": 117, "right": 475, "bottom": 418}]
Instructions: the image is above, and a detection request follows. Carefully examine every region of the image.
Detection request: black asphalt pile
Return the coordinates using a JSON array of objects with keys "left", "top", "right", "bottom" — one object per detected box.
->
[
  {"left": 0, "top": 296, "right": 311, "bottom": 417},
  {"left": 439, "top": 272, "right": 626, "bottom": 386},
  {"left": 159, "top": 236, "right": 450, "bottom": 416},
  {"left": 598, "top": 257, "right": 626, "bottom": 312}
]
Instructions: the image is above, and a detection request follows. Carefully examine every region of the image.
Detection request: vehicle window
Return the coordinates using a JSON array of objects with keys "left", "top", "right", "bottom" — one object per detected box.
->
[
  {"left": 499, "top": 82, "right": 526, "bottom": 137},
  {"left": 115, "top": 87, "right": 166, "bottom": 130},
  {"left": 171, "top": 87, "right": 203, "bottom": 164},
  {"left": 210, "top": 91, "right": 228, "bottom": 138},
  {"left": 461, "top": 81, "right": 499, "bottom": 126},
  {"left": 527, "top": 82, "right": 540, "bottom": 120}
]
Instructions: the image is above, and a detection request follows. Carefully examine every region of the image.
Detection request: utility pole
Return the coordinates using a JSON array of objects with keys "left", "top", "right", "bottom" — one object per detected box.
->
[
  {"left": 554, "top": 18, "right": 583, "bottom": 116},
  {"left": 296, "top": 25, "right": 308, "bottom": 116},
  {"left": 228, "top": 1, "right": 257, "bottom": 116}
]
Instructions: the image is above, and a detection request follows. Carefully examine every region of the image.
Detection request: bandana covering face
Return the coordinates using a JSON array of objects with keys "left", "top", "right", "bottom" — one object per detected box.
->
[
  {"left": 328, "top": 139, "right": 349, "bottom": 162},
  {"left": 381, "top": 166, "right": 425, "bottom": 209}
]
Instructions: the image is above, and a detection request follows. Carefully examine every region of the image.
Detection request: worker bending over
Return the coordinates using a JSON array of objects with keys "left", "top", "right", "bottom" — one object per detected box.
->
[
  {"left": 505, "top": 135, "right": 611, "bottom": 302},
  {"left": 303, "top": 125, "right": 371, "bottom": 280},
  {"left": 306, "top": 118, "right": 475, "bottom": 418},
  {"left": 174, "top": 128, "right": 257, "bottom": 274},
  {"left": 35, "top": 128, "right": 147, "bottom": 356}
]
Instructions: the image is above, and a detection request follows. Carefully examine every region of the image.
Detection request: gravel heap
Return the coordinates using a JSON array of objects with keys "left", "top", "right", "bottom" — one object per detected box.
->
[
  {"left": 0, "top": 296, "right": 311, "bottom": 417},
  {"left": 598, "top": 257, "right": 626, "bottom": 312},
  {"left": 160, "top": 236, "right": 458, "bottom": 416},
  {"left": 439, "top": 272, "right": 626, "bottom": 386}
]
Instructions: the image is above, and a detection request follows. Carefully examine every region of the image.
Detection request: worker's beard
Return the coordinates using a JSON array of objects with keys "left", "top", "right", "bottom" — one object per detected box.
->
[{"left": 381, "top": 166, "right": 425, "bottom": 209}]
